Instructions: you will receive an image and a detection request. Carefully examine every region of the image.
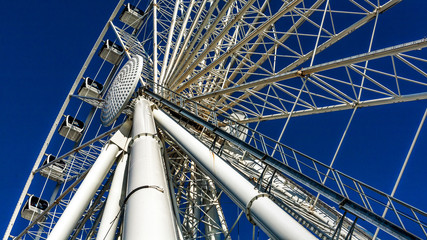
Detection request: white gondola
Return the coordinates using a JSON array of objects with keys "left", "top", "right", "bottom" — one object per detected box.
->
[
  {"left": 21, "top": 195, "right": 49, "bottom": 221},
  {"left": 78, "top": 77, "right": 103, "bottom": 99},
  {"left": 58, "top": 115, "right": 85, "bottom": 142},
  {"left": 98, "top": 40, "right": 124, "bottom": 65},
  {"left": 119, "top": 3, "right": 144, "bottom": 29},
  {"left": 39, "top": 154, "right": 66, "bottom": 182}
]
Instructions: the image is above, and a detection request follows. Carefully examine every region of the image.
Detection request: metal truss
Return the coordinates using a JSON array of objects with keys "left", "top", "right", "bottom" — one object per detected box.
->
[
  {"left": 10, "top": 126, "right": 120, "bottom": 240},
  {"left": 144, "top": 86, "right": 426, "bottom": 239},
  {"left": 165, "top": 143, "right": 231, "bottom": 239},
  {"left": 4, "top": 0, "right": 427, "bottom": 239}
]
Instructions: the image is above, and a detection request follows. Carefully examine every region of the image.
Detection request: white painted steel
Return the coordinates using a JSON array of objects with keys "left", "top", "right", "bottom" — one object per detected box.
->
[
  {"left": 158, "top": 0, "right": 180, "bottom": 87},
  {"left": 164, "top": 0, "right": 210, "bottom": 86},
  {"left": 9, "top": 0, "right": 427, "bottom": 238},
  {"left": 47, "top": 122, "right": 131, "bottom": 239},
  {"left": 96, "top": 154, "right": 128, "bottom": 240},
  {"left": 163, "top": 0, "right": 197, "bottom": 84},
  {"left": 123, "top": 98, "right": 178, "bottom": 240},
  {"left": 174, "top": 0, "right": 303, "bottom": 92},
  {"left": 152, "top": 0, "right": 159, "bottom": 93},
  {"left": 190, "top": 38, "right": 427, "bottom": 102},
  {"left": 153, "top": 109, "right": 318, "bottom": 240},
  {"left": 47, "top": 144, "right": 121, "bottom": 240},
  {"left": 2, "top": 2, "right": 126, "bottom": 238},
  {"left": 203, "top": 190, "right": 222, "bottom": 240},
  {"left": 101, "top": 56, "right": 144, "bottom": 126}
]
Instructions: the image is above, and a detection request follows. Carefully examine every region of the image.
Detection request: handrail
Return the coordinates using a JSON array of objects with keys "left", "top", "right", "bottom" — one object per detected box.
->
[{"left": 142, "top": 84, "right": 426, "bottom": 239}]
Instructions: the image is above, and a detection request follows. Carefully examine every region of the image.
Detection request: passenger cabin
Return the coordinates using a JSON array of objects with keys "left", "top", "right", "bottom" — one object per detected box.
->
[
  {"left": 40, "top": 154, "right": 66, "bottom": 182},
  {"left": 98, "top": 40, "right": 124, "bottom": 65},
  {"left": 119, "top": 3, "right": 144, "bottom": 29},
  {"left": 78, "top": 77, "right": 103, "bottom": 99},
  {"left": 58, "top": 115, "right": 85, "bottom": 142},
  {"left": 21, "top": 195, "right": 49, "bottom": 221}
]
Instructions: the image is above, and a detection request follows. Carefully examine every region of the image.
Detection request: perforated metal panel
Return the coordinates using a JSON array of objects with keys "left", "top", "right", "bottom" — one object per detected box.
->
[{"left": 101, "top": 55, "right": 143, "bottom": 126}]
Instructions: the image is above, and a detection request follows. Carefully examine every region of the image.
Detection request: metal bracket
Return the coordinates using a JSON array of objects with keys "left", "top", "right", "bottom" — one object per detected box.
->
[
  {"left": 331, "top": 211, "right": 347, "bottom": 240},
  {"left": 109, "top": 119, "right": 132, "bottom": 152},
  {"left": 128, "top": 132, "right": 161, "bottom": 148},
  {"left": 245, "top": 193, "right": 274, "bottom": 225}
]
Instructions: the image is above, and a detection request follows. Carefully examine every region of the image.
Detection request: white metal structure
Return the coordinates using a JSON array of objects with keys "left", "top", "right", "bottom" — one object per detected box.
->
[
  {"left": 78, "top": 77, "right": 104, "bottom": 99},
  {"left": 4, "top": 0, "right": 427, "bottom": 240}
]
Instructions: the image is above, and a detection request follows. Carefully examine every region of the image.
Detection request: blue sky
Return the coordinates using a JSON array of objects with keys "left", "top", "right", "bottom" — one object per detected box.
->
[
  {"left": 1, "top": 0, "right": 426, "bottom": 239},
  {"left": 0, "top": 0, "right": 117, "bottom": 236}
]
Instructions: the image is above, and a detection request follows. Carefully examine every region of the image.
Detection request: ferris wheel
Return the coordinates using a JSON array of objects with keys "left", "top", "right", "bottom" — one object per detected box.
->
[{"left": 4, "top": 0, "right": 427, "bottom": 239}]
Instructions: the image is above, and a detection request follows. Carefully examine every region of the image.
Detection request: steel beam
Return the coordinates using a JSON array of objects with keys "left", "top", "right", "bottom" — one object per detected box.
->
[
  {"left": 239, "top": 92, "right": 427, "bottom": 123},
  {"left": 172, "top": 0, "right": 258, "bottom": 89},
  {"left": 153, "top": 108, "right": 318, "bottom": 240},
  {"left": 191, "top": 38, "right": 427, "bottom": 101},
  {"left": 167, "top": 0, "right": 228, "bottom": 87},
  {"left": 213, "top": 0, "right": 402, "bottom": 110},
  {"left": 163, "top": 0, "right": 198, "bottom": 84},
  {"left": 165, "top": 0, "right": 210, "bottom": 85},
  {"left": 47, "top": 121, "right": 131, "bottom": 240},
  {"left": 175, "top": 0, "right": 304, "bottom": 92},
  {"left": 123, "top": 98, "right": 178, "bottom": 239},
  {"left": 221, "top": 0, "right": 325, "bottom": 92},
  {"left": 159, "top": 0, "right": 181, "bottom": 86},
  {"left": 145, "top": 89, "right": 422, "bottom": 240},
  {"left": 96, "top": 154, "right": 128, "bottom": 240},
  {"left": 153, "top": 0, "right": 159, "bottom": 93}
]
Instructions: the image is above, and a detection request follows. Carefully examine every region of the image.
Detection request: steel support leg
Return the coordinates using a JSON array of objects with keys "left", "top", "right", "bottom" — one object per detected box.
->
[
  {"left": 153, "top": 108, "right": 317, "bottom": 240},
  {"left": 123, "top": 98, "right": 178, "bottom": 239},
  {"left": 47, "top": 144, "right": 120, "bottom": 239},
  {"left": 96, "top": 154, "right": 128, "bottom": 240}
]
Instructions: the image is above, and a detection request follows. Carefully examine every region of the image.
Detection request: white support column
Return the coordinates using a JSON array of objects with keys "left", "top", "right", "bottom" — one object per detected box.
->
[
  {"left": 47, "top": 122, "right": 131, "bottom": 240},
  {"left": 153, "top": 109, "right": 318, "bottom": 240},
  {"left": 123, "top": 98, "right": 178, "bottom": 240},
  {"left": 47, "top": 146, "right": 119, "bottom": 239},
  {"left": 96, "top": 154, "right": 128, "bottom": 240}
]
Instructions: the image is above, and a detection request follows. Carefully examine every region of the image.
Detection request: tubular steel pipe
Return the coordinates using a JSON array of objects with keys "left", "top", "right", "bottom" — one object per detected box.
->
[
  {"left": 47, "top": 122, "right": 131, "bottom": 240},
  {"left": 47, "top": 144, "right": 121, "bottom": 240},
  {"left": 146, "top": 89, "right": 421, "bottom": 240},
  {"left": 123, "top": 98, "right": 178, "bottom": 240},
  {"left": 96, "top": 154, "right": 128, "bottom": 240},
  {"left": 152, "top": 108, "right": 317, "bottom": 240}
]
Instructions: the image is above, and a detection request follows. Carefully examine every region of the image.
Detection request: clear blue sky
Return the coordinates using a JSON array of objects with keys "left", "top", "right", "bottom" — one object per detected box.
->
[
  {"left": 0, "top": 0, "right": 118, "bottom": 235},
  {"left": 0, "top": 0, "right": 426, "bottom": 239}
]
